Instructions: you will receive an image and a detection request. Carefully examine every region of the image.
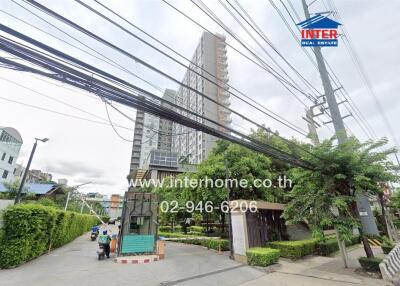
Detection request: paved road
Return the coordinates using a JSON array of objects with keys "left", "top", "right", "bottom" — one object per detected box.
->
[
  {"left": 0, "top": 231, "right": 263, "bottom": 286},
  {"left": 0, "top": 231, "right": 390, "bottom": 286}
]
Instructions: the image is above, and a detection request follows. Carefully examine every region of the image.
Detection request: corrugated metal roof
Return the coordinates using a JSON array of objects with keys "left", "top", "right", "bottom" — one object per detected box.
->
[{"left": 0, "top": 182, "right": 55, "bottom": 194}]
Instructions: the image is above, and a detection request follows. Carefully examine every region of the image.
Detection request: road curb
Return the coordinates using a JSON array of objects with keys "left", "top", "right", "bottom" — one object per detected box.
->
[{"left": 114, "top": 254, "right": 160, "bottom": 264}]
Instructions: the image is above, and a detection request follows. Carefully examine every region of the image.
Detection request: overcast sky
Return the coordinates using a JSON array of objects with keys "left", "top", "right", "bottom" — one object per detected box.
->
[{"left": 0, "top": 0, "right": 399, "bottom": 195}]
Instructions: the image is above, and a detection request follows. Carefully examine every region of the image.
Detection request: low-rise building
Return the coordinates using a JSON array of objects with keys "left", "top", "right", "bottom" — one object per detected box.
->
[
  {"left": 0, "top": 127, "right": 23, "bottom": 183},
  {"left": 102, "top": 194, "right": 123, "bottom": 218}
]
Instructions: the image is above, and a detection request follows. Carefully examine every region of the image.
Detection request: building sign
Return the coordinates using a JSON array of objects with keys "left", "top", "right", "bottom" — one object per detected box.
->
[{"left": 297, "top": 14, "right": 341, "bottom": 47}]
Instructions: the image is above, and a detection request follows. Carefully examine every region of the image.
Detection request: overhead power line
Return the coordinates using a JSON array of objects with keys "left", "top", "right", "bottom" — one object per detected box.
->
[
  {"left": 14, "top": 1, "right": 322, "bottom": 160},
  {"left": 73, "top": 0, "right": 309, "bottom": 137},
  {"left": 270, "top": 0, "right": 375, "bottom": 140},
  {"left": 85, "top": 0, "right": 308, "bottom": 137},
  {"left": 0, "top": 30, "right": 316, "bottom": 169},
  {"left": 326, "top": 0, "right": 397, "bottom": 146}
]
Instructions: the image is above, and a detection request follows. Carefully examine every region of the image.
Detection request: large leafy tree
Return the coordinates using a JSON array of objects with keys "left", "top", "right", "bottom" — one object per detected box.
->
[{"left": 284, "top": 137, "right": 399, "bottom": 257}]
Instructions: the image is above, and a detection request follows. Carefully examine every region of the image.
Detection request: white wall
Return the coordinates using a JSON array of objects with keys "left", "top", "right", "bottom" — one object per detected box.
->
[{"left": 0, "top": 199, "right": 14, "bottom": 227}]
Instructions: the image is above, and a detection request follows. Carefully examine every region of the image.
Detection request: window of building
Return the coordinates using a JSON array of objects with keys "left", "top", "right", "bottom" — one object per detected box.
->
[
  {"left": 2, "top": 170, "right": 9, "bottom": 179},
  {"left": 1, "top": 152, "right": 5, "bottom": 161},
  {"left": 8, "top": 156, "right": 13, "bottom": 164}
]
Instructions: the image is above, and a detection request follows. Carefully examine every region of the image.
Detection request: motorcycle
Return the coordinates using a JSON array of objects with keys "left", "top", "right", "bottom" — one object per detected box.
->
[
  {"left": 90, "top": 232, "right": 98, "bottom": 241},
  {"left": 90, "top": 226, "right": 99, "bottom": 241},
  {"left": 97, "top": 244, "right": 105, "bottom": 260}
]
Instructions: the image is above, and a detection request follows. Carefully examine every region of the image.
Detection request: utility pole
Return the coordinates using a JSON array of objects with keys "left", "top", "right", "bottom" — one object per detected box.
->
[
  {"left": 15, "top": 137, "right": 49, "bottom": 204},
  {"left": 301, "top": 0, "right": 378, "bottom": 266},
  {"left": 303, "top": 107, "right": 320, "bottom": 145},
  {"left": 224, "top": 158, "right": 234, "bottom": 260}
]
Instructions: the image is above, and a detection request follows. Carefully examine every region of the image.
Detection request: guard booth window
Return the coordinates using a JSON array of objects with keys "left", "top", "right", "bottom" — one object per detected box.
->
[{"left": 129, "top": 215, "right": 150, "bottom": 235}]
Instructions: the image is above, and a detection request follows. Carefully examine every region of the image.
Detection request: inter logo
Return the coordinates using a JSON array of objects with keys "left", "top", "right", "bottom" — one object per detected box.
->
[{"left": 297, "top": 14, "right": 341, "bottom": 47}]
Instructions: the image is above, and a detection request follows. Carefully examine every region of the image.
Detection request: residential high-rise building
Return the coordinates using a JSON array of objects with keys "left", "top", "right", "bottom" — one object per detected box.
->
[
  {"left": 157, "top": 89, "right": 176, "bottom": 151},
  {"left": 0, "top": 127, "right": 23, "bottom": 183},
  {"left": 172, "top": 32, "right": 231, "bottom": 164},
  {"left": 128, "top": 32, "right": 230, "bottom": 176},
  {"left": 129, "top": 90, "right": 176, "bottom": 174}
]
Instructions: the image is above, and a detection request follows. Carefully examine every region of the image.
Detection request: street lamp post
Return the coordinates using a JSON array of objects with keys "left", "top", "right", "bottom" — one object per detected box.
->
[{"left": 14, "top": 138, "right": 49, "bottom": 204}]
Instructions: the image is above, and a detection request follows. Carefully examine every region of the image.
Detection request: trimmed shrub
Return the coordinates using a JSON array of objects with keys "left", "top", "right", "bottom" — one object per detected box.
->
[
  {"left": 201, "top": 239, "right": 230, "bottom": 251},
  {"left": 381, "top": 236, "right": 394, "bottom": 254},
  {"left": 268, "top": 239, "right": 319, "bottom": 259},
  {"left": 158, "top": 231, "right": 202, "bottom": 238},
  {"left": 317, "top": 239, "right": 338, "bottom": 256},
  {"left": 189, "top": 226, "right": 204, "bottom": 233},
  {"left": 0, "top": 204, "right": 99, "bottom": 268},
  {"left": 159, "top": 226, "right": 172, "bottom": 232},
  {"left": 382, "top": 245, "right": 394, "bottom": 254},
  {"left": 317, "top": 236, "right": 360, "bottom": 256},
  {"left": 246, "top": 247, "right": 280, "bottom": 267},
  {"left": 358, "top": 257, "right": 382, "bottom": 272},
  {"left": 173, "top": 238, "right": 203, "bottom": 245},
  {"left": 159, "top": 225, "right": 182, "bottom": 233}
]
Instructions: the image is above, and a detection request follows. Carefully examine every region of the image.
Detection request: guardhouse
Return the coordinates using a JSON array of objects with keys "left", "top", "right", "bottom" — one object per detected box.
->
[{"left": 117, "top": 192, "right": 159, "bottom": 255}]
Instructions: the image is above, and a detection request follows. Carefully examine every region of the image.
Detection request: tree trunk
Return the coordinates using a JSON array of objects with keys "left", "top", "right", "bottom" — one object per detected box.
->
[
  {"left": 221, "top": 212, "right": 226, "bottom": 233},
  {"left": 350, "top": 201, "right": 374, "bottom": 258},
  {"left": 379, "top": 193, "right": 389, "bottom": 236}
]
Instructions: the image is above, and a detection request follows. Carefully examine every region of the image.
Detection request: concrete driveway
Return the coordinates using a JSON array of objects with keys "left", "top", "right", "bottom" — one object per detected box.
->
[
  {"left": 0, "top": 232, "right": 263, "bottom": 286},
  {"left": 0, "top": 231, "right": 391, "bottom": 286}
]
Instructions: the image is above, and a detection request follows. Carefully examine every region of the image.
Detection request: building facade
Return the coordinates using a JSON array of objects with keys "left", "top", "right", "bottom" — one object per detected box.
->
[
  {"left": 102, "top": 194, "right": 123, "bottom": 218},
  {"left": 128, "top": 32, "right": 230, "bottom": 176},
  {"left": 157, "top": 89, "right": 176, "bottom": 151},
  {"left": 172, "top": 32, "right": 231, "bottom": 164},
  {"left": 0, "top": 127, "right": 23, "bottom": 183},
  {"left": 129, "top": 90, "right": 176, "bottom": 174}
]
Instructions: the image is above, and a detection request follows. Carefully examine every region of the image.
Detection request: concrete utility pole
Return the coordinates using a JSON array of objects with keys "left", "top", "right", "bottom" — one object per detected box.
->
[
  {"left": 15, "top": 137, "right": 49, "bottom": 204},
  {"left": 301, "top": 0, "right": 378, "bottom": 267},
  {"left": 224, "top": 158, "right": 234, "bottom": 260},
  {"left": 303, "top": 107, "right": 320, "bottom": 145}
]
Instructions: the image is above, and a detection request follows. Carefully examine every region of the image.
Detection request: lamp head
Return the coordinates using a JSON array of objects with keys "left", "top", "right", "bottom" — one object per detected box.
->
[{"left": 35, "top": 138, "right": 49, "bottom": 143}]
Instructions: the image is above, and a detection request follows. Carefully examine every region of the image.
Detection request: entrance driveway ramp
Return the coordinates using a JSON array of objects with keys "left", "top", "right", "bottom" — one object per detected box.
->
[{"left": 0, "top": 235, "right": 263, "bottom": 286}]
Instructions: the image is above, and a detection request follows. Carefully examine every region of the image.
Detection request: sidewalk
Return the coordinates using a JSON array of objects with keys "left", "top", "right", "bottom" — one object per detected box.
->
[{"left": 240, "top": 245, "right": 391, "bottom": 286}]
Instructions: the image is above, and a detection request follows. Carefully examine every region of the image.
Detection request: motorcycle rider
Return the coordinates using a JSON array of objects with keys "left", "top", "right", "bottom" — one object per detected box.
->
[{"left": 98, "top": 230, "right": 112, "bottom": 258}]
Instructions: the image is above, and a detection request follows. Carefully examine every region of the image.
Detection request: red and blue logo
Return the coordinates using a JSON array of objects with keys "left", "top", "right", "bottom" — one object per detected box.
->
[{"left": 297, "top": 14, "right": 341, "bottom": 47}]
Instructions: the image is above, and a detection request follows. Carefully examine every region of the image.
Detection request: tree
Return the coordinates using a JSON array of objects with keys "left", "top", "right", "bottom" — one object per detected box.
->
[{"left": 284, "top": 137, "right": 399, "bottom": 258}]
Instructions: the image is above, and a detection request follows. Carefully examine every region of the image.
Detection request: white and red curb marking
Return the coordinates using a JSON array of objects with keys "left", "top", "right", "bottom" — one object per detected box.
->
[{"left": 114, "top": 255, "right": 160, "bottom": 264}]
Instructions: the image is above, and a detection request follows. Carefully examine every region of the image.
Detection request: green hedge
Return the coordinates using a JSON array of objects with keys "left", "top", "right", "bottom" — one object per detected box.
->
[
  {"left": 159, "top": 225, "right": 204, "bottom": 233},
  {"left": 268, "top": 239, "right": 319, "bottom": 259},
  {"left": 201, "top": 239, "right": 229, "bottom": 251},
  {"left": 158, "top": 231, "right": 203, "bottom": 238},
  {"left": 246, "top": 247, "right": 280, "bottom": 267},
  {"left": 358, "top": 257, "right": 382, "bottom": 272},
  {"left": 382, "top": 244, "right": 394, "bottom": 254},
  {"left": 0, "top": 204, "right": 99, "bottom": 268},
  {"left": 189, "top": 226, "right": 204, "bottom": 233},
  {"left": 159, "top": 225, "right": 182, "bottom": 232},
  {"left": 166, "top": 237, "right": 229, "bottom": 251},
  {"left": 172, "top": 238, "right": 204, "bottom": 245},
  {"left": 317, "top": 236, "right": 360, "bottom": 256}
]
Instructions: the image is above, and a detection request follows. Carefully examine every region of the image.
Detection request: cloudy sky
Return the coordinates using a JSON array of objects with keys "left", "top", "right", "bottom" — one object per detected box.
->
[{"left": 0, "top": 0, "right": 399, "bottom": 195}]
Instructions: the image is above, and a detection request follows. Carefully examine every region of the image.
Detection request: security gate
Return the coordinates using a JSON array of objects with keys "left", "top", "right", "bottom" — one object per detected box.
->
[{"left": 118, "top": 192, "right": 159, "bottom": 255}]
